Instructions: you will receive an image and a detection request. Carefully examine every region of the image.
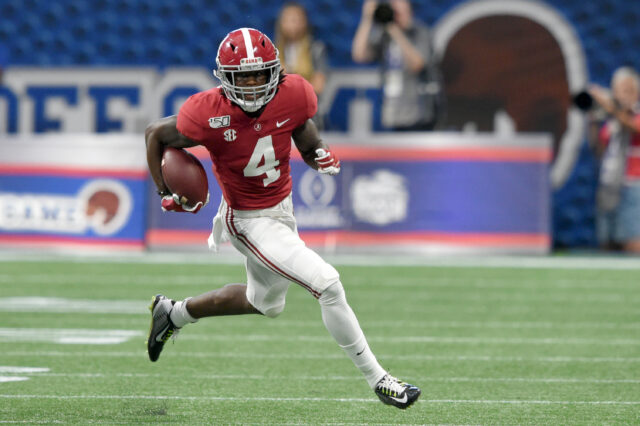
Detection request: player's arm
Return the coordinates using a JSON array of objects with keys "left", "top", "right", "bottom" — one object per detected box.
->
[
  {"left": 589, "top": 85, "right": 640, "bottom": 134},
  {"left": 352, "top": 0, "right": 378, "bottom": 63},
  {"left": 145, "top": 115, "right": 198, "bottom": 195},
  {"left": 385, "top": 24, "right": 426, "bottom": 74},
  {"left": 292, "top": 119, "right": 340, "bottom": 175}
]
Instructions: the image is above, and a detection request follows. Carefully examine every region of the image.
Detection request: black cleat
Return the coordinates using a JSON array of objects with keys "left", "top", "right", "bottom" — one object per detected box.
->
[
  {"left": 374, "top": 374, "right": 421, "bottom": 409},
  {"left": 147, "top": 294, "right": 179, "bottom": 362}
]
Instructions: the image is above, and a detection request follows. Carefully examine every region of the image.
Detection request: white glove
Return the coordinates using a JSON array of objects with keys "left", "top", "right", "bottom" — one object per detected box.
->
[
  {"left": 314, "top": 148, "right": 341, "bottom": 176},
  {"left": 161, "top": 192, "right": 209, "bottom": 214}
]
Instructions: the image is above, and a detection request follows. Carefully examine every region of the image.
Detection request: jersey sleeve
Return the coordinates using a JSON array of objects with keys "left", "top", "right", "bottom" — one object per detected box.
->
[{"left": 176, "top": 94, "right": 208, "bottom": 143}]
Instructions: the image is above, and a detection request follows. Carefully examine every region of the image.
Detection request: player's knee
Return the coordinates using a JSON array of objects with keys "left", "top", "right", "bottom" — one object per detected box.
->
[
  {"left": 311, "top": 263, "right": 340, "bottom": 293},
  {"left": 262, "top": 303, "right": 285, "bottom": 318},
  {"left": 318, "top": 281, "right": 346, "bottom": 306}
]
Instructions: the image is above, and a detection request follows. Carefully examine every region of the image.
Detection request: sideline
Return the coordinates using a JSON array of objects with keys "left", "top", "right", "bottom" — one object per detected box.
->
[{"left": 0, "top": 249, "right": 639, "bottom": 270}]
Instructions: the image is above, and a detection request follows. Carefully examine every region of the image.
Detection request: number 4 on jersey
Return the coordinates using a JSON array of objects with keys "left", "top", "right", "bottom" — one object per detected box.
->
[{"left": 243, "top": 135, "right": 281, "bottom": 187}]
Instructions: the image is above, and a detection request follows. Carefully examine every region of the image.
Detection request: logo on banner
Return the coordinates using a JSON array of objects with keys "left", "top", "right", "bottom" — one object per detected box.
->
[
  {"left": 351, "top": 170, "right": 408, "bottom": 225},
  {"left": 435, "top": 0, "right": 588, "bottom": 187},
  {"left": 295, "top": 170, "right": 343, "bottom": 228},
  {"left": 79, "top": 180, "right": 133, "bottom": 235},
  {"left": 0, "top": 179, "right": 133, "bottom": 236}
]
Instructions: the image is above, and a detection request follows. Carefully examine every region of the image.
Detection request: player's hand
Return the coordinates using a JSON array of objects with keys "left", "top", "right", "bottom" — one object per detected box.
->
[
  {"left": 314, "top": 148, "right": 341, "bottom": 176},
  {"left": 161, "top": 193, "right": 208, "bottom": 214},
  {"left": 362, "top": 0, "right": 378, "bottom": 19},
  {"left": 588, "top": 84, "right": 612, "bottom": 109}
]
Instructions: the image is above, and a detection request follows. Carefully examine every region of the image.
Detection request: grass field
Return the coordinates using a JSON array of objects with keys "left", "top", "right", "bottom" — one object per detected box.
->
[{"left": 0, "top": 255, "right": 639, "bottom": 424}]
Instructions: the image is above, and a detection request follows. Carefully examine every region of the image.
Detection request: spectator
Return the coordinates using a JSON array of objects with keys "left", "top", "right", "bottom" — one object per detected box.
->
[
  {"left": 352, "top": 0, "right": 442, "bottom": 131},
  {"left": 275, "top": 1, "right": 328, "bottom": 128},
  {"left": 588, "top": 66, "right": 640, "bottom": 253}
]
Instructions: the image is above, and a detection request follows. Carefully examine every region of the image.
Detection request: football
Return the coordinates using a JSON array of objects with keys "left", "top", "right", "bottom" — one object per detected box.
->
[{"left": 161, "top": 147, "right": 209, "bottom": 209}]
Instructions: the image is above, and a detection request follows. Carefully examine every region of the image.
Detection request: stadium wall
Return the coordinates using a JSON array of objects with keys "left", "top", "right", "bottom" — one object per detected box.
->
[
  {"left": 2, "top": 0, "right": 636, "bottom": 249},
  {"left": 0, "top": 134, "right": 147, "bottom": 251}
]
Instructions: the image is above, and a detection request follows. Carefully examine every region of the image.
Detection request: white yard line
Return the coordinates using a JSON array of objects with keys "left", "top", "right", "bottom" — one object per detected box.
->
[
  {"left": 172, "top": 333, "right": 640, "bottom": 345},
  {"left": 0, "top": 367, "right": 49, "bottom": 373},
  {"left": 20, "top": 372, "right": 640, "bottom": 384},
  {"left": 0, "top": 377, "right": 29, "bottom": 383},
  {"left": 0, "top": 274, "right": 237, "bottom": 286},
  {"left": 348, "top": 277, "right": 639, "bottom": 290},
  {"left": 4, "top": 350, "right": 640, "bottom": 363},
  {"left": 0, "top": 329, "right": 142, "bottom": 345},
  {"left": 0, "top": 297, "right": 637, "bottom": 319},
  {"left": 427, "top": 377, "right": 640, "bottom": 384},
  {"left": 359, "top": 320, "right": 640, "bottom": 330},
  {"left": 0, "top": 298, "right": 637, "bottom": 331},
  {"left": 0, "top": 298, "right": 147, "bottom": 314},
  {"left": 1, "top": 273, "right": 637, "bottom": 291},
  {"left": 0, "top": 394, "right": 638, "bottom": 405},
  {"left": 0, "top": 327, "right": 638, "bottom": 346}
]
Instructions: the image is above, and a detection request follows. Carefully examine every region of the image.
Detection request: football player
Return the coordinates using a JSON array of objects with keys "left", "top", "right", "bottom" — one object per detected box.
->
[{"left": 145, "top": 27, "right": 420, "bottom": 409}]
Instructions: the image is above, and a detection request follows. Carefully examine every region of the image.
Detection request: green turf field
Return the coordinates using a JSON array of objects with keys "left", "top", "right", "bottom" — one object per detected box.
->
[{"left": 0, "top": 257, "right": 639, "bottom": 424}]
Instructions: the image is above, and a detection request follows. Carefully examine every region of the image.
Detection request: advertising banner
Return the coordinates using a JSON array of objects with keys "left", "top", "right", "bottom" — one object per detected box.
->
[
  {"left": 0, "top": 135, "right": 148, "bottom": 250},
  {"left": 148, "top": 133, "right": 551, "bottom": 254},
  {"left": 0, "top": 133, "right": 550, "bottom": 254}
]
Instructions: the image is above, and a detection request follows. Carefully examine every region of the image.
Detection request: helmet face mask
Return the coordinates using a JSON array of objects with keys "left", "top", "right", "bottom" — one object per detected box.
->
[{"left": 215, "top": 28, "right": 281, "bottom": 112}]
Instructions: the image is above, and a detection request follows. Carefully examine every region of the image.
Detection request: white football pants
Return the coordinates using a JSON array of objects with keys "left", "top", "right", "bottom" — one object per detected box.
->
[
  {"left": 210, "top": 194, "right": 386, "bottom": 387},
  {"left": 213, "top": 194, "right": 339, "bottom": 315}
]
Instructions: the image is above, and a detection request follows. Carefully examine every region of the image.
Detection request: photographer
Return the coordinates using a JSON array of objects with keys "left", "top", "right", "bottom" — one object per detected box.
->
[
  {"left": 352, "top": 0, "right": 442, "bottom": 131},
  {"left": 584, "top": 67, "right": 640, "bottom": 253}
]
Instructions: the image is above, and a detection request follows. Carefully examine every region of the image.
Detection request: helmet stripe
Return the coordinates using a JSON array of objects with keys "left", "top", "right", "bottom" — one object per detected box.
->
[{"left": 240, "top": 28, "right": 255, "bottom": 59}]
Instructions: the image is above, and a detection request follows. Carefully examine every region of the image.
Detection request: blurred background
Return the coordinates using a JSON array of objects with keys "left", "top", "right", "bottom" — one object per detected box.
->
[{"left": 1, "top": 0, "right": 639, "bottom": 256}]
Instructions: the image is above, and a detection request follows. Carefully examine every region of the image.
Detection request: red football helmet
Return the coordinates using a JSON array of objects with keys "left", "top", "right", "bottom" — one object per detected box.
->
[{"left": 214, "top": 28, "right": 281, "bottom": 112}]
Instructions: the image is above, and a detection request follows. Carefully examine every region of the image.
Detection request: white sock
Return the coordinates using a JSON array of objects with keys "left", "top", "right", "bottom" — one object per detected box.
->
[
  {"left": 339, "top": 335, "right": 387, "bottom": 388},
  {"left": 319, "top": 283, "right": 387, "bottom": 389},
  {"left": 169, "top": 298, "right": 198, "bottom": 328}
]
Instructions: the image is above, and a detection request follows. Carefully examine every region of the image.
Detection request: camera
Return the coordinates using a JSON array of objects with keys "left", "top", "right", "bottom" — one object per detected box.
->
[
  {"left": 373, "top": 2, "right": 394, "bottom": 24},
  {"left": 572, "top": 90, "right": 593, "bottom": 111}
]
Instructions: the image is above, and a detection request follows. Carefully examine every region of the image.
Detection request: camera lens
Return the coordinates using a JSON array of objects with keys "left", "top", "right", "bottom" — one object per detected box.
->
[
  {"left": 374, "top": 3, "right": 394, "bottom": 24},
  {"left": 572, "top": 91, "right": 593, "bottom": 111}
]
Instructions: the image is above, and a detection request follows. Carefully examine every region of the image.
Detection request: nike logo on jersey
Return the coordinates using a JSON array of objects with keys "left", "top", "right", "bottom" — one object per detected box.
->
[
  {"left": 356, "top": 347, "right": 366, "bottom": 356},
  {"left": 276, "top": 118, "right": 290, "bottom": 128},
  {"left": 390, "top": 394, "right": 408, "bottom": 404}
]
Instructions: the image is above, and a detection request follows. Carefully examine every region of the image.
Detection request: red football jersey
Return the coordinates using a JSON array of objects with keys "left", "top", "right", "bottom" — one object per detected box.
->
[{"left": 177, "top": 74, "right": 317, "bottom": 209}]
